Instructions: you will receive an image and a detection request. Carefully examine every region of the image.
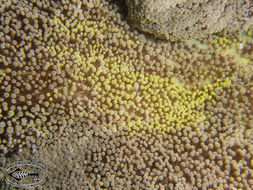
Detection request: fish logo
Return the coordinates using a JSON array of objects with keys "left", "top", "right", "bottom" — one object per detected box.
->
[
  {"left": 8, "top": 168, "right": 39, "bottom": 181},
  {"left": 3, "top": 161, "right": 47, "bottom": 188}
]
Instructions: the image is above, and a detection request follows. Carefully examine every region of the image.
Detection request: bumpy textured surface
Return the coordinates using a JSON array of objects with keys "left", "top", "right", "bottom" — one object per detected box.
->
[
  {"left": 126, "top": 0, "right": 253, "bottom": 40},
  {"left": 0, "top": 0, "right": 252, "bottom": 189}
]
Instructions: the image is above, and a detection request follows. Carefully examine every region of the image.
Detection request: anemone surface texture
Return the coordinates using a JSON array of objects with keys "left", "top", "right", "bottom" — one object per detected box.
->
[{"left": 0, "top": 0, "right": 253, "bottom": 189}]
